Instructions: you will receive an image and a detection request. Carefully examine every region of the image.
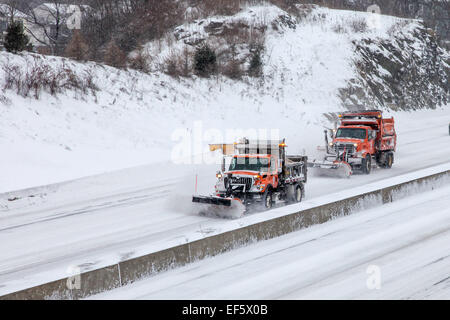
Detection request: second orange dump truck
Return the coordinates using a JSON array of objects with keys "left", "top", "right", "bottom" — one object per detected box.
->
[{"left": 312, "top": 110, "right": 397, "bottom": 176}]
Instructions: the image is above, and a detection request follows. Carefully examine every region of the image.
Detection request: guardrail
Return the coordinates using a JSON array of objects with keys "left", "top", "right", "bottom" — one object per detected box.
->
[{"left": 1, "top": 167, "right": 449, "bottom": 300}]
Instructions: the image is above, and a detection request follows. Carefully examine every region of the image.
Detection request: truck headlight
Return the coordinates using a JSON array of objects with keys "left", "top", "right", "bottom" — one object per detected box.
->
[{"left": 251, "top": 184, "right": 265, "bottom": 192}]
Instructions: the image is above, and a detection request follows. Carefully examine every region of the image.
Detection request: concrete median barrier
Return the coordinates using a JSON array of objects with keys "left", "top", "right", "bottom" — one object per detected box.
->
[{"left": 1, "top": 168, "right": 448, "bottom": 300}]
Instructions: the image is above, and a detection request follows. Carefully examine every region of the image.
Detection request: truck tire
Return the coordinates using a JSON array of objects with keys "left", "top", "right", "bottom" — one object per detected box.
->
[
  {"left": 262, "top": 188, "right": 273, "bottom": 210},
  {"left": 362, "top": 155, "right": 371, "bottom": 175},
  {"left": 385, "top": 152, "right": 394, "bottom": 169},
  {"left": 287, "top": 183, "right": 303, "bottom": 204},
  {"left": 294, "top": 183, "right": 303, "bottom": 203}
]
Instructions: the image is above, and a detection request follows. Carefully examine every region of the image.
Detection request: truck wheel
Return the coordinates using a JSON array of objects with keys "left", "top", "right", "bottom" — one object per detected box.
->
[
  {"left": 294, "top": 184, "right": 303, "bottom": 203},
  {"left": 262, "top": 189, "right": 273, "bottom": 210},
  {"left": 362, "top": 155, "right": 371, "bottom": 175},
  {"left": 386, "top": 153, "right": 394, "bottom": 169}
]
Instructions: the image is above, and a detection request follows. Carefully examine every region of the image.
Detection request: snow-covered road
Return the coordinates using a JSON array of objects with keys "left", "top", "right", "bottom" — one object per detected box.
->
[
  {"left": 91, "top": 183, "right": 450, "bottom": 300},
  {"left": 0, "top": 110, "right": 449, "bottom": 296}
]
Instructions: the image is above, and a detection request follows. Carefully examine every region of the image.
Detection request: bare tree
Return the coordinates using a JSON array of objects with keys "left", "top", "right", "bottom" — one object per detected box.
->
[
  {"left": 81, "top": 0, "right": 183, "bottom": 61},
  {"left": 0, "top": 0, "right": 24, "bottom": 23},
  {"left": 23, "top": 0, "right": 73, "bottom": 55}
]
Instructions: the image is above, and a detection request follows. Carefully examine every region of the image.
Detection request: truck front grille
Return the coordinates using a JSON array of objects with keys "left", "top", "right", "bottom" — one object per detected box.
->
[
  {"left": 231, "top": 177, "right": 253, "bottom": 191},
  {"left": 334, "top": 144, "right": 356, "bottom": 155}
]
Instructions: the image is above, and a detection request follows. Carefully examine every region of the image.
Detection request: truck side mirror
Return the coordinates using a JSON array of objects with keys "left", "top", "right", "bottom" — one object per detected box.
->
[{"left": 327, "top": 129, "right": 333, "bottom": 139}]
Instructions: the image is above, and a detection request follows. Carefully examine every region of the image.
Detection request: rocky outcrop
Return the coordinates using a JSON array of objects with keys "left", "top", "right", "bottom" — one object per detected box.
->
[
  {"left": 340, "top": 21, "right": 449, "bottom": 110},
  {"left": 174, "top": 6, "right": 297, "bottom": 46}
]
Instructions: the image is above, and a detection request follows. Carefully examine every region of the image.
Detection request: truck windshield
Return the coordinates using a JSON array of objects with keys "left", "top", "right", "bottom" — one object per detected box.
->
[
  {"left": 336, "top": 128, "right": 367, "bottom": 139},
  {"left": 229, "top": 157, "right": 269, "bottom": 172}
]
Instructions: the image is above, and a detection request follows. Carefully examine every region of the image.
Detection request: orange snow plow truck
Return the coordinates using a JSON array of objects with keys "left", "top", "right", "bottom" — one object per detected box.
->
[
  {"left": 311, "top": 110, "right": 397, "bottom": 177},
  {"left": 193, "top": 138, "right": 308, "bottom": 214}
]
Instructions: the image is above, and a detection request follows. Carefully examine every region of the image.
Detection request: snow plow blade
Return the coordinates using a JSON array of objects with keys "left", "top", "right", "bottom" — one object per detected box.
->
[
  {"left": 192, "top": 196, "right": 246, "bottom": 219},
  {"left": 308, "top": 161, "right": 352, "bottom": 178},
  {"left": 192, "top": 195, "right": 232, "bottom": 207}
]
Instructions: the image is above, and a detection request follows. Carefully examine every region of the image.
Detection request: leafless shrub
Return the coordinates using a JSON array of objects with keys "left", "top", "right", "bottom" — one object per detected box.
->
[
  {"left": 1, "top": 57, "right": 98, "bottom": 99},
  {"left": 163, "top": 51, "right": 182, "bottom": 77},
  {"left": 221, "top": 59, "right": 244, "bottom": 79},
  {"left": 0, "top": 94, "right": 11, "bottom": 105},
  {"left": 332, "top": 22, "right": 347, "bottom": 34},
  {"left": 387, "top": 20, "right": 411, "bottom": 37},
  {"left": 162, "top": 46, "right": 193, "bottom": 78},
  {"left": 65, "top": 30, "right": 90, "bottom": 61},
  {"left": 180, "top": 46, "right": 192, "bottom": 77},
  {"left": 128, "top": 49, "right": 151, "bottom": 73},
  {"left": 350, "top": 19, "right": 368, "bottom": 33},
  {"left": 24, "top": 61, "right": 52, "bottom": 98},
  {"left": 83, "top": 70, "right": 99, "bottom": 93},
  {"left": 2, "top": 63, "right": 22, "bottom": 93},
  {"left": 164, "top": 55, "right": 180, "bottom": 77},
  {"left": 104, "top": 40, "right": 127, "bottom": 69}
]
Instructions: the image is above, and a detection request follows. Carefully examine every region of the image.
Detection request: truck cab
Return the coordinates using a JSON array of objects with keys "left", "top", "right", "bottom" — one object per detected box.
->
[
  {"left": 333, "top": 126, "right": 376, "bottom": 158},
  {"left": 218, "top": 154, "right": 279, "bottom": 196}
]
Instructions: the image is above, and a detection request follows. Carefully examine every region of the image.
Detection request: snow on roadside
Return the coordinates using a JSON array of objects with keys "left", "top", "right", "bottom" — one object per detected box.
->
[{"left": 89, "top": 183, "right": 450, "bottom": 300}]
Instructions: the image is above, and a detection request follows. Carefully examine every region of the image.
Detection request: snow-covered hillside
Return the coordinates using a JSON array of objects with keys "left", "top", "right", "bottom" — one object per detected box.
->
[{"left": 0, "top": 4, "right": 448, "bottom": 192}]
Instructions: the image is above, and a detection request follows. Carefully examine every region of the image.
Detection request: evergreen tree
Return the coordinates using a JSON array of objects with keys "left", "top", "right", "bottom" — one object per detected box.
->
[
  {"left": 194, "top": 44, "right": 217, "bottom": 77},
  {"left": 248, "top": 46, "right": 263, "bottom": 77},
  {"left": 4, "top": 20, "right": 30, "bottom": 54}
]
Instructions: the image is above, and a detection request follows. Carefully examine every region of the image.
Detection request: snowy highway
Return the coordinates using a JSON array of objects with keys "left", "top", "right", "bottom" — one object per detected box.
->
[
  {"left": 91, "top": 183, "right": 450, "bottom": 300},
  {"left": 0, "top": 110, "right": 449, "bottom": 296},
  {"left": 0, "top": 1, "right": 448, "bottom": 301}
]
